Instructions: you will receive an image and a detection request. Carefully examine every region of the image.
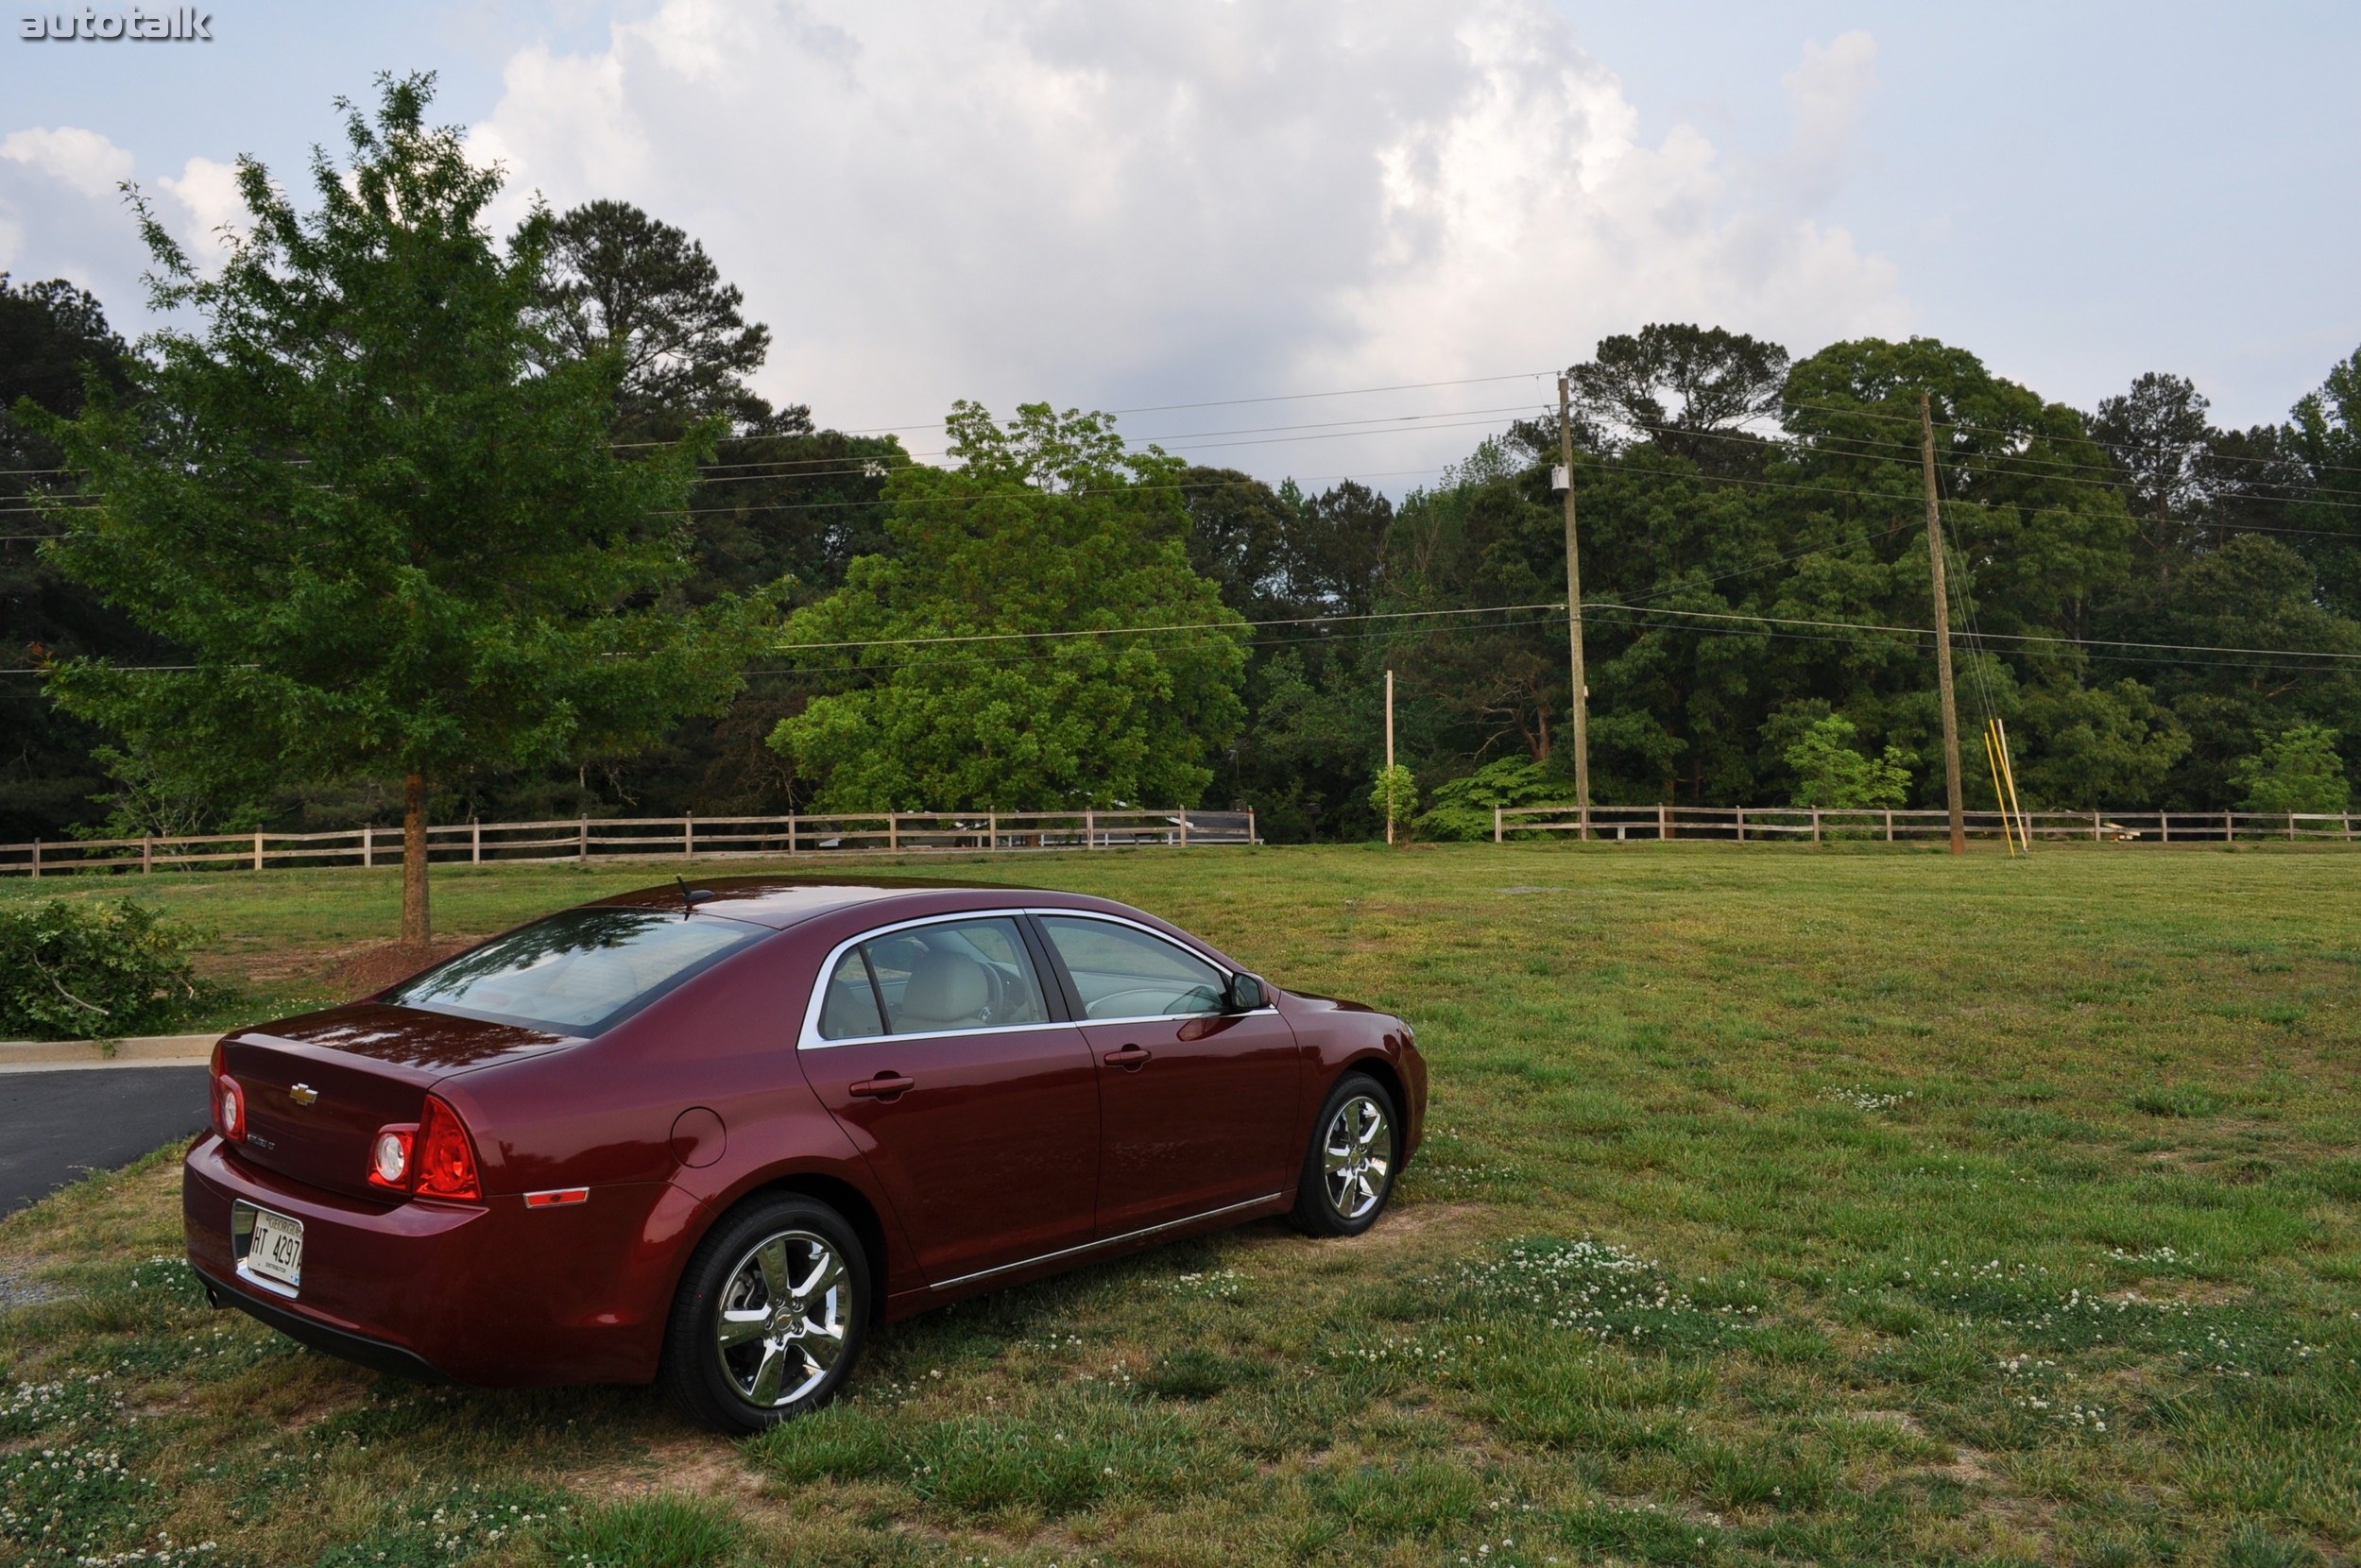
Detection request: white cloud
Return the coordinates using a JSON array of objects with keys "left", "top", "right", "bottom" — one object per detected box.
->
[
  {"left": 157, "top": 155, "right": 248, "bottom": 262},
  {"left": 1778, "top": 30, "right": 1879, "bottom": 211},
  {"left": 0, "top": 126, "right": 141, "bottom": 298},
  {"left": 0, "top": 126, "right": 135, "bottom": 196},
  {"left": 468, "top": 2, "right": 1908, "bottom": 480}
]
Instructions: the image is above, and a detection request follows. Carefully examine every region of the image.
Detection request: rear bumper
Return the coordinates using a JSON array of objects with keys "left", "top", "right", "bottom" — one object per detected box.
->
[
  {"left": 200, "top": 1270, "right": 448, "bottom": 1383},
  {"left": 183, "top": 1134, "right": 699, "bottom": 1387}
]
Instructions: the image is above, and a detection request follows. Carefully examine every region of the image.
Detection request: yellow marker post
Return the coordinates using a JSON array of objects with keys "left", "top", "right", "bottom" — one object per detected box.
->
[{"left": 1984, "top": 724, "right": 2018, "bottom": 856}]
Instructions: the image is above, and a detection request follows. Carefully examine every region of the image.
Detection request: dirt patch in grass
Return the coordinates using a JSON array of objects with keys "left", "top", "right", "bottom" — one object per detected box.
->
[
  {"left": 1322, "top": 1201, "right": 1486, "bottom": 1251},
  {"left": 326, "top": 937, "right": 481, "bottom": 1000},
  {"left": 576, "top": 1435, "right": 760, "bottom": 1503}
]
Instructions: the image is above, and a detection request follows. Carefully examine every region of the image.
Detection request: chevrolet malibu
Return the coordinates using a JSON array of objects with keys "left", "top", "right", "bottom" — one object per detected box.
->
[{"left": 184, "top": 878, "right": 1425, "bottom": 1431}]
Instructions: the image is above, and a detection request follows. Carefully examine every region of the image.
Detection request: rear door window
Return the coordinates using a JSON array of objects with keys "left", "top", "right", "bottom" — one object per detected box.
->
[
  {"left": 812, "top": 917, "right": 1052, "bottom": 1041},
  {"left": 1038, "top": 914, "right": 1226, "bottom": 1020}
]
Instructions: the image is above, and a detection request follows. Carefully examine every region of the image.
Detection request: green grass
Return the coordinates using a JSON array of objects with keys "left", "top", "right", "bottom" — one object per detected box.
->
[{"left": 3, "top": 841, "right": 2358, "bottom": 1566}]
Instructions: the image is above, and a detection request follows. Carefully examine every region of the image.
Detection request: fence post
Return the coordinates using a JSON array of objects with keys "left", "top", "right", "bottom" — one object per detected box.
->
[
  {"left": 888, "top": 813, "right": 898, "bottom": 852},
  {"left": 1884, "top": 809, "right": 1893, "bottom": 843},
  {"left": 986, "top": 811, "right": 997, "bottom": 851},
  {"left": 471, "top": 818, "right": 481, "bottom": 864},
  {"left": 363, "top": 827, "right": 372, "bottom": 869},
  {"left": 1494, "top": 805, "right": 1503, "bottom": 844},
  {"left": 30, "top": 840, "right": 39, "bottom": 878},
  {"left": 578, "top": 815, "right": 588, "bottom": 863},
  {"left": 1736, "top": 807, "right": 1745, "bottom": 844},
  {"left": 1812, "top": 808, "right": 1822, "bottom": 844},
  {"left": 1658, "top": 803, "right": 1668, "bottom": 841},
  {"left": 788, "top": 814, "right": 800, "bottom": 855},
  {"left": 143, "top": 835, "right": 152, "bottom": 874},
  {"left": 2224, "top": 810, "right": 2233, "bottom": 843},
  {"left": 1085, "top": 809, "right": 1095, "bottom": 849},
  {"left": 253, "top": 829, "right": 264, "bottom": 872},
  {"left": 2160, "top": 812, "right": 2169, "bottom": 844},
  {"left": 2094, "top": 811, "right": 2101, "bottom": 843},
  {"left": 2288, "top": 812, "right": 2297, "bottom": 844},
  {"left": 685, "top": 811, "right": 694, "bottom": 859},
  {"left": 1248, "top": 806, "right": 1257, "bottom": 845},
  {"left": 1179, "top": 810, "right": 1190, "bottom": 848}
]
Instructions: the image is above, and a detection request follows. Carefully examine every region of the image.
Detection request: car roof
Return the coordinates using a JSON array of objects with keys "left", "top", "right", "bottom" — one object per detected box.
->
[{"left": 587, "top": 874, "right": 1058, "bottom": 930}]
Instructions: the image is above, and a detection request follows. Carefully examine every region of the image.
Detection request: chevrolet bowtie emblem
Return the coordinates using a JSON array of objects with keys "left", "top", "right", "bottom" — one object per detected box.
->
[{"left": 288, "top": 1083, "right": 319, "bottom": 1107}]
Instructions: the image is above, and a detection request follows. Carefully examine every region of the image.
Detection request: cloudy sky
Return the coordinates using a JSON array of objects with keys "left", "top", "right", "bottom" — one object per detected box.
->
[{"left": 3, "top": 1, "right": 2355, "bottom": 486}]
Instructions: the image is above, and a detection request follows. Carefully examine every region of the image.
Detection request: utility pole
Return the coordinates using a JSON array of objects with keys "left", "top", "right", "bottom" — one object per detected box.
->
[
  {"left": 1384, "top": 668, "right": 1396, "bottom": 845},
  {"left": 1921, "top": 391, "right": 1966, "bottom": 855},
  {"left": 1557, "top": 376, "right": 1592, "bottom": 839}
]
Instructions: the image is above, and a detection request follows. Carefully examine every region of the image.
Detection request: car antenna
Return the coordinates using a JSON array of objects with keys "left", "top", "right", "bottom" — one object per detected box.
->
[{"left": 676, "top": 876, "right": 717, "bottom": 917}]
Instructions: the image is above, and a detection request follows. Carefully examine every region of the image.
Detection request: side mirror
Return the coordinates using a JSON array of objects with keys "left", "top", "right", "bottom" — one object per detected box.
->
[{"left": 1225, "top": 974, "right": 1267, "bottom": 1012}]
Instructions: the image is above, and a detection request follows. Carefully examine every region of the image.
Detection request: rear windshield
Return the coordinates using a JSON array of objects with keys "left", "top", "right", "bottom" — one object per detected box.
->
[{"left": 383, "top": 908, "right": 765, "bottom": 1034}]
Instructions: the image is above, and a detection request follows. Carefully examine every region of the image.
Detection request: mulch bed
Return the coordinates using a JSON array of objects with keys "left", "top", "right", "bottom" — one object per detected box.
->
[{"left": 328, "top": 938, "right": 482, "bottom": 1001}]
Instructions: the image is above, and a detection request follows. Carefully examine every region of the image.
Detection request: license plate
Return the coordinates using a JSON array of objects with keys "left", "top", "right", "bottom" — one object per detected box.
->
[{"left": 246, "top": 1206, "right": 304, "bottom": 1289}]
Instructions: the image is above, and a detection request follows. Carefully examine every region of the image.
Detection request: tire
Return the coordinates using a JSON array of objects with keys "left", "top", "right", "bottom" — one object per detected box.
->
[
  {"left": 1289, "top": 1072, "right": 1402, "bottom": 1237},
  {"left": 659, "top": 1194, "right": 870, "bottom": 1434}
]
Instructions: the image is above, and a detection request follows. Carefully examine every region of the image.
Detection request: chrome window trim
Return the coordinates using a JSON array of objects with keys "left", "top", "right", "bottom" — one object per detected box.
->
[
  {"left": 796, "top": 911, "right": 1066, "bottom": 1050},
  {"left": 796, "top": 907, "right": 1276, "bottom": 1050},
  {"left": 929, "top": 1191, "right": 1284, "bottom": 1290}
]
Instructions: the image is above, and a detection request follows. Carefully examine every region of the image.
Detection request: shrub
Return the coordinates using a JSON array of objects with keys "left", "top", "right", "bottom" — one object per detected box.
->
[
  {"left": 1417, "top": 757, "right": 1571, "bottom": 841},
  {"left": 2230, "top": 724, "right": 2351, "bottom": 814},
  {"left": 1370, "top": 764, "right": 1419, "bottom": 838},
  {"left": 1783, "top": 715, "right": 1914, "bottom": 810},
  {"left": 0, "top": 898, "right": 228, "bottom": 1041}
]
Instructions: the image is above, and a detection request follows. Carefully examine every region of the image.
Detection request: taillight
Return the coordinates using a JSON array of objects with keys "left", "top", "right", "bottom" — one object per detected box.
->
[
  {"left": 413, "top": 1095, "right": 483, "bottom": 1201},
  {"left": 214, "top": 1072, "right": 247, "bottom": 1142},
  {"left": 365, "top": 1098, "right": 481, "bottom": 1200},
  {"left": 368, "top": 1126, "right": 416, "bottom": 1189}
]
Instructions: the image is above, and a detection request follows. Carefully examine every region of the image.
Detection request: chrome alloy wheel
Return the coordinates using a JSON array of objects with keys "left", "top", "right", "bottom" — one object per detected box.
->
[
  {"left": 713, "top": 1229, "right": 848, "bottom": 1408},
  {"left": 1320, "top": 1094, "right": 1393, "bottom": 1220}
]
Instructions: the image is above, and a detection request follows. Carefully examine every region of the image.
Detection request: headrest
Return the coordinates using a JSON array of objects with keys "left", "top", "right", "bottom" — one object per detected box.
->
[{"left": 898, "top": 948, "right": 989, "bottom": 1024}]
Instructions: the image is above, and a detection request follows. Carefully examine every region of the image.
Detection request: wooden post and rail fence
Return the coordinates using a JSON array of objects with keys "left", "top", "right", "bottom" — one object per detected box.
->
[
  {"left": 0, "top": 808, "right": 1257, "bottom": 878},
  {"left": 9, "top": 802, "right": 2357, "bottom": 878},
  {"left": 1488, "top": 803, "right": 2361, "bottom": 844}
]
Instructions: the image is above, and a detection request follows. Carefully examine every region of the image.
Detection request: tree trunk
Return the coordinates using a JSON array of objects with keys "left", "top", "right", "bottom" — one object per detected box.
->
[{"left": 402, "top": 772, "right": 431, "bottom": 946}]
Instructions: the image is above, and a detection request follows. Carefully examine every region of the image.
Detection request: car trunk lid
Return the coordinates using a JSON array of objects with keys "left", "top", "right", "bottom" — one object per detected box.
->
[{"left": 218, "top": 1004, "right": 570, "bottom": 1201}]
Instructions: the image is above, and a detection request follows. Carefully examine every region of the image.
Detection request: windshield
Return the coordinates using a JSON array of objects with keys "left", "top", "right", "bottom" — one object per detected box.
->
[{"left": 382, "top": 908, "right": 765, "bottom": 1034}]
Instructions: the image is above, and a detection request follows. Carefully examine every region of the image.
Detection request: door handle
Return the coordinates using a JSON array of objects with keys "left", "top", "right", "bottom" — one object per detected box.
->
[
  {"left": 1103, "top": 1045, "right": 1153, "bottom": 1070},
  {"left": 847, "top": 1073, "right": 915, "bottom": 1099}
]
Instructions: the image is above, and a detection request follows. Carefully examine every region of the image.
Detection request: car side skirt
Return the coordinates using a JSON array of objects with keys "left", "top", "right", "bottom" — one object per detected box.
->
[{"left": 881, "top": 1191, "right": 1290, "bottom": 1320}]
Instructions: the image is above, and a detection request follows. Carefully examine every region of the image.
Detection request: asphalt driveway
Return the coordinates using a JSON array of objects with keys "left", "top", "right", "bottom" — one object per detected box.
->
[{"left": 0, "top": 1066, "right": 210, "bottom": 1217}]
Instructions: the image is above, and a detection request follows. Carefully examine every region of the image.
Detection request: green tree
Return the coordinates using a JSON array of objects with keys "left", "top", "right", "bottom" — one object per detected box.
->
[
  {"left": 1782, "top": 714, "right": 1913, "bottom": 809},
  {"left": 26, "top": 75, "right": 770, "bottom": 942},
  {"left": 535, "top": 198, "right": 794, "bottom": 439},
  {"left": 1567, "top": 323, "right": 1788, "bottom": 474},
  {"left": 0, "top": 275, "right": 179, "bottom": 843},
  {"left": 766, "top": 402, "right": 1246, "bottom": 810},
  {"left": 2286, "top": 345, "right": 2361, "bottom": 618},
  {"left": 2229, "top": 724, "right": 2350, "bottom": 814}
]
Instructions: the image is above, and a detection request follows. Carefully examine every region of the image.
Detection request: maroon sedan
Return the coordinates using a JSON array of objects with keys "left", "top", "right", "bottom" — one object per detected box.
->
[{"left": 184, "top": 878, "right": 1424, "bottom": 1431}]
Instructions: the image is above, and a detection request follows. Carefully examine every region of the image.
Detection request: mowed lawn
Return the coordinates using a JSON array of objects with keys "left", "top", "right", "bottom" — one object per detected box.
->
[{"left": 3, "top": 842, "right": 2357, "bottom": 1568}]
